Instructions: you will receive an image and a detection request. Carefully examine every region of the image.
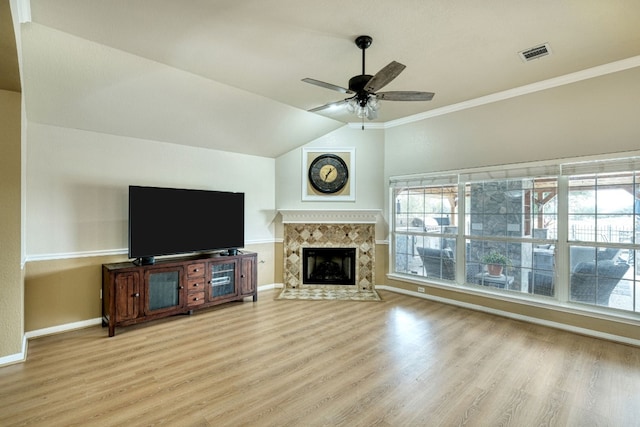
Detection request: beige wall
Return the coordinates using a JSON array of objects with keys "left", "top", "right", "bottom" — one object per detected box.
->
[
  {"left": 25, "top": 254, "right": 124, "bottom": 331},
  {"left": 274, "top": 241, "right": 284, "bottom": 285},
  {"left": 0, "top": 89, "right": 23, "bottom": 357},
  {"left": 24, "top": 242, "right": 275, "bottom": 332}
]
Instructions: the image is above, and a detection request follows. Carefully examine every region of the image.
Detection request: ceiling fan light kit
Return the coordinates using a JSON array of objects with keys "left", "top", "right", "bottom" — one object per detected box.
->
[{"left": 303, "top": 35, "right": 435, "bottom": 125}]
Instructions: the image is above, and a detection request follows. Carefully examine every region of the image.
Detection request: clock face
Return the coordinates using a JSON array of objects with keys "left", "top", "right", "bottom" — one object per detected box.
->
[{"left": 308, "top": 154, "right": 349, "bottom": 194}]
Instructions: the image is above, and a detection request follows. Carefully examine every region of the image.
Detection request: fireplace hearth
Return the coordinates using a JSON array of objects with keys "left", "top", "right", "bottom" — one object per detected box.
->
[{"left": 303, "top": 248, "right": 356, "bottom": 285}]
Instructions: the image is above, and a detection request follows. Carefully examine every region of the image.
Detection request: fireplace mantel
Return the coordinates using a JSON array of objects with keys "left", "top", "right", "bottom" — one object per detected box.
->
[{"left": 279, "top": 209, "right": 380, "bottom": 224}]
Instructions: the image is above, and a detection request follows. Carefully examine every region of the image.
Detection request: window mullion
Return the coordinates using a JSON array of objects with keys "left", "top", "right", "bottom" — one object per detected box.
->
[
  {"left": 455, "top": 181, "right": 466, "bottom": 284},
  {"left": 556, "top": 175, "right": 569, "bottom": 302},
  {"left": 389, "top": 186, "right": 397, "bottom": 274}
]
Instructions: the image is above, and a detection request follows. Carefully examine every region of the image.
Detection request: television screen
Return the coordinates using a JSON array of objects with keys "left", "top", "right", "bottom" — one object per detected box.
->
[{"left": 128, "top": 186, "right": 244, "bottom": 260}]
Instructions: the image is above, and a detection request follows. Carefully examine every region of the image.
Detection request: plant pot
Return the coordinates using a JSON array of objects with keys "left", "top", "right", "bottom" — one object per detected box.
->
[{"left": 487, "top": 264, "right": 503, "bottom": 276}]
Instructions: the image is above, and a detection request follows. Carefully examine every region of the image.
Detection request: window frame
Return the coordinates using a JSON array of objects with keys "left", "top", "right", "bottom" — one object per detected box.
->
[
  {"left": 564, "top": 167, "right": 640, "bottom": 311},
  {"left": 391, "top": 179, "right": 459, "bottom": 282},
  {"left": 389, "top": 155, "right": 640, "bottom": 318}
]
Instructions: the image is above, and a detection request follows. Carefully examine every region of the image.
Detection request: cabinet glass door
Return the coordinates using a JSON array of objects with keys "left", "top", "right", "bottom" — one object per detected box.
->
[
  {"left": 210, "top": 262, "right": 236, "bottom": 299},
  {"left": 146, "top": 268, "right": 183, "bottom": 314}
]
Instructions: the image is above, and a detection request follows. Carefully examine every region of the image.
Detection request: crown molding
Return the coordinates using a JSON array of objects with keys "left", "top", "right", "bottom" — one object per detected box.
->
[{"left": 382, "top": 55, "right": 640, "bottom": 129}]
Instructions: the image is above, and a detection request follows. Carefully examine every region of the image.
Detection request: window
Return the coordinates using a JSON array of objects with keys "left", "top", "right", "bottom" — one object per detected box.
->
[
  {"left": 390, "top": 156, "right": 640, "bottom": 317},
  {"left": 392, "top": 176, "right": 458, "bottom": 281},
  {"left": 465, "top": 177, "right": 558, "bottom": 296},
  {"left": 566, "top": 167, "right": 640, "bottom": 312}
]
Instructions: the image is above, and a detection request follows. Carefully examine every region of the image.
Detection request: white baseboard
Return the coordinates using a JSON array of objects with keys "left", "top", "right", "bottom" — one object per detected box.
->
[
  {"left": 25, "top": 318, "right": 103, "bottom": 340},
  {"left": 258, "top": 283, "right": 283, "bottom": 291},
  {"left": 0, "top": 318, "right": 105, "bottom": 367},
  {"left": 376, "top": 285, "right": 640, "bottom": 347},
  {"left": 0, "top": 335, "right": 28, "bottom": 367}
]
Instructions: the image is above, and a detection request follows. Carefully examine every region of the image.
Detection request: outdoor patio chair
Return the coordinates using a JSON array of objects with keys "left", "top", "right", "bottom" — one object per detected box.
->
[
  {"left": 570, "top": 260, "right": 630, "bottom": 306},
  {"left": 416, "top": 247, "right": 455, "bottom": 280}
]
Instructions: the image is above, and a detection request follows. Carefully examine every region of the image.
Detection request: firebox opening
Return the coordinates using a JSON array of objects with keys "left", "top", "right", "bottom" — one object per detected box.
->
[{"left": 302, "top": 247, "right": 356, "bottom": 285}]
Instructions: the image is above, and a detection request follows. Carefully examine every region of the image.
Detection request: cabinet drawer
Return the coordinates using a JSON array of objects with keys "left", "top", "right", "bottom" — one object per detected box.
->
[
  {"left": 187, "top": 263, "right": 205, "bottom": 278},
  {"left": 188, "top": 291, "right": 205, "bottom": 306},
  {"left": 187, "top": 278, "right": 205, "bottom": 290}
]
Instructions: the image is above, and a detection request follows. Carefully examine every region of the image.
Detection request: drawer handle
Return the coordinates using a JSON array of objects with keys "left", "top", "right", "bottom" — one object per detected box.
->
[
  {"left": 193, "top": 297, "right": 199, "bottom": 301},
  {"left": 133, "top": 293, "right": 140, "bottom": 297},
  {"left": 193, "top": 269, "right": 199, "bottom": 272},
  {"left": 193, "top": 283, "right": 199, "bottom": 287}
]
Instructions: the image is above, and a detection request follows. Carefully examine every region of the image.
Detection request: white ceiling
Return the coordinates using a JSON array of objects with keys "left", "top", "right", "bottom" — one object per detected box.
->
[{"left": 20, "top": 0, "right": 640, "bottom": 157}]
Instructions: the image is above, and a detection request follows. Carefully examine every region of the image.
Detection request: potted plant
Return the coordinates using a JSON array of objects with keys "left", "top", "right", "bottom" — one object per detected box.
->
[{"left": 481, "top": 251, "right": 511, "bottom": 276}]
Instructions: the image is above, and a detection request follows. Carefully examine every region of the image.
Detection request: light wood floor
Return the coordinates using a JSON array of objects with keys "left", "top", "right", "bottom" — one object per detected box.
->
[{"left": 2, "top": 289, "right": 640, "bottom": 426}]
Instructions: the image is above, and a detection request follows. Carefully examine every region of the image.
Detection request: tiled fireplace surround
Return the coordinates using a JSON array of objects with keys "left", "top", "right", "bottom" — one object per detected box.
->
[{"left": 280, "top": 210, "right": 379, "bottom": 291}]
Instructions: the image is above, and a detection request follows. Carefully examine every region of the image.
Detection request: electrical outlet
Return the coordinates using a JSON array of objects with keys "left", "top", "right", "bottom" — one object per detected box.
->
[{"left": 417, "top": 287, "right": 425, "bottom": 293}]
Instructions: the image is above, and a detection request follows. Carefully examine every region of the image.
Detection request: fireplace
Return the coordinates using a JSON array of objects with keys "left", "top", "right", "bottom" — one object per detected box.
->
[
  {"left": 280, "top": 210, "right": 380, "bottom": 291},
  {"left": 303, "top": 248, "right": 356, "bottom": 285}
]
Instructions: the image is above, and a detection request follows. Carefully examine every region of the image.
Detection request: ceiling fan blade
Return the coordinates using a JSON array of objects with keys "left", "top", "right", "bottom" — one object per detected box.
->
[
  {"left": 377, "top": 91, "right": 435, "bottom": 101},
  {"left": 364, "top": 61, "right": 406, "bottom": 92},
  {"left": 302, "top": 78, "right": 354, "bottom": 94},
  {"left": 308, "top": 99, "right": 348, "bottom": 113}
]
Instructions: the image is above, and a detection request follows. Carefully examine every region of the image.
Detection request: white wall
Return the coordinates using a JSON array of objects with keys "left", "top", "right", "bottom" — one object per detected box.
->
[
  {"left": 384, "top": 67, "right": 640, "bottom": 179},
  {"left": 26, "top": 123, "right": 276, "bottom": 258},
  {"left": 275, "top": 126, "right": 386, "bottom": 237}
]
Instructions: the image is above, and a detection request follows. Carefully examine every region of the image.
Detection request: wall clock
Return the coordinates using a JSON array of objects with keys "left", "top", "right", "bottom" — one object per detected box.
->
[
  {"left": 308, "top": 154, "right": 349, "bottom": 194},
  {"left": 302, "top": 148, "right": 355, "bottom": 201}
]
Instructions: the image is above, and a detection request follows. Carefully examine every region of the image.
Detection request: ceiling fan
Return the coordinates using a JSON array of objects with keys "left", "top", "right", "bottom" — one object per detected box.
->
[{"left": 302, "top": 35, "right": 435, "bottom": 122}]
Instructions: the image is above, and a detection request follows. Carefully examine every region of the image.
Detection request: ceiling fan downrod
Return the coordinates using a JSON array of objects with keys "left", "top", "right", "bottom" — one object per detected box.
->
[
  {"left": 348, "top": 35, "right": 374, "bottom": 98},
  {"left": 355, "top": 35, "right": 372, "bottom": 75}
]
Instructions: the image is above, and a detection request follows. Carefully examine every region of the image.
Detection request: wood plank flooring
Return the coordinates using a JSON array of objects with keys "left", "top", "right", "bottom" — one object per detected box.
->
[{"left": 2, "top": 289, "right": 640, "bottom": 426}]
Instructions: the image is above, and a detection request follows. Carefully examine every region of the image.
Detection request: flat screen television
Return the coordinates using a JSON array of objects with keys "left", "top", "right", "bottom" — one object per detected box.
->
[{"left": 128, "top": 185, "right": 244, "bottom": 264}]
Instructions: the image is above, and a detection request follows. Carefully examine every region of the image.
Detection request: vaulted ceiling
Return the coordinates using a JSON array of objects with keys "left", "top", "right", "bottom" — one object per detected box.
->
[{"left": 10, "top": 0, "right": 640, "bottom": 157}]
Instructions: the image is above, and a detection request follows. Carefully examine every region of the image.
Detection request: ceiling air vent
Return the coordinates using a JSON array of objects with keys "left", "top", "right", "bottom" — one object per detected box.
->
[{"left": 518, "top": 43, "right": 552, "bottom": 62}]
